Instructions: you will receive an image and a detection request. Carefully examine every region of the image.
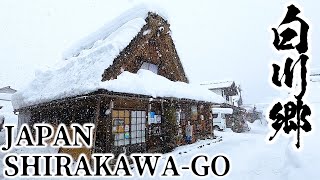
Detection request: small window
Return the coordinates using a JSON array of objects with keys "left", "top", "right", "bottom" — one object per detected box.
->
[
  {"left": 191, "top": 106, "right": 198, "bottom": 120},
  {"left": 180, "top": 112, "right": 186, "bottom": 126},
  {"left": 221, "top": 113, "right": 226, "bottom": 119},
  {"left": 175, "top": 112, "right": 180, "bottom": 125},
  {"left": 212, "top": 114, "right": 218, "bottom": 118},
  {"left": 140, "top": 62, "right": 158, "bottom": 74}
]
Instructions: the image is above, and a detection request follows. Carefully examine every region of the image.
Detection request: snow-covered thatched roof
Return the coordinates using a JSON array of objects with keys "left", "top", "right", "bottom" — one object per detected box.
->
[
  {"left": 12, "top": 4, "right": 224, "bottom": 110},
  {"left": 62, "top": 4, "right": 168, "bottom": 60}
]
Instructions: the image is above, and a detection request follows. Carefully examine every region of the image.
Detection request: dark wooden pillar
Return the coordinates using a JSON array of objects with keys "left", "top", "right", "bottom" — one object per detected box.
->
[{"left": 91, "top": 96, "right": 101, "bottom": 154}]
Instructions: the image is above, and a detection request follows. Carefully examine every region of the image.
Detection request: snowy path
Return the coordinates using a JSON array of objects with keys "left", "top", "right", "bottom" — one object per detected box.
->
[
  {"left": 212, "top": 129, "right": 287, "bottom": 180},
  {"left": 157, "top": 127, "right": 289, "bottom": 180}
]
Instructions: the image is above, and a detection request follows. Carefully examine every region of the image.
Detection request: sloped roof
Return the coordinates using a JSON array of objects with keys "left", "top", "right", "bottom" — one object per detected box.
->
[
  {"left": 0, "top": 86, "right": 17, "bottom": 94},
  {"left": 63, "top": 4, "right": 168, "bottom": 60},
  {"left": 200, "top": 81, "right": 235, "bottom": 90},
  {"left": 12, "top": 4, "right": 224, "bottom": 110},
  {"left": 310, "top": 68, "right": 320, "bottom": 76}
]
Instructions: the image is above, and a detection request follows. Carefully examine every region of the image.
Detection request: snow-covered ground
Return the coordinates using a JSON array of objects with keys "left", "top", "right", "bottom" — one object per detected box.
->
[{"left": 0, "top": 81, "right": 319, "bottom": 180}]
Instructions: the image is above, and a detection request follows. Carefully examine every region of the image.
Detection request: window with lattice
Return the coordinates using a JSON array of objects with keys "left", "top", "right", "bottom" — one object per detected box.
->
[
  {"left": 112, "top": 110, "right": 146, "bottom": 147},
  {"left": 130, "top": 111, "right": 146, "bottom": 144}
]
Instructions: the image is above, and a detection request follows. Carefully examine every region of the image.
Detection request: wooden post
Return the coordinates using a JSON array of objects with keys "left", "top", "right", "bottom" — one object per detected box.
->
[
  {"left": 146, "top": 100, "right": 151, "bottom": 152},
  {"left": 91, "top": 96, "right": 101, "bottom": 154}
]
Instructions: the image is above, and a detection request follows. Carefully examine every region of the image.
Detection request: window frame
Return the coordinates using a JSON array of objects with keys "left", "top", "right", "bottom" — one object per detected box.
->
[
  {"left": 112, "top": 109, "right": 146, "bottom": 147},
  {"left": 212, "top": 113, "right": 218, "bottom": 118},
  {"left": 140, "top": 62, "right": 158, "bottom": 74},
  {"left": 221, "top": 113, "right": 226, "bottom": 119}
]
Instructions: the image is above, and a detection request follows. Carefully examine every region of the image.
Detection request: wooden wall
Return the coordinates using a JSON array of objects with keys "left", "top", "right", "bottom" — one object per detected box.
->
[{"left": 24, "top": 94, "right": 213, "bottom": 155}]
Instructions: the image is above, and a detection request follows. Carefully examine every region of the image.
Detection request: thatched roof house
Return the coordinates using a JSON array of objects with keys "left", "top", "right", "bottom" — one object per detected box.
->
[{"left": 12, "top": 4, "right": 223, "bottom": 156}]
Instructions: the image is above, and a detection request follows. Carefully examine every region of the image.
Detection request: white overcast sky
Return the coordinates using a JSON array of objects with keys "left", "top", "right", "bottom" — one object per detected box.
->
[{"left": 0, "top": 0, "right": 319, "bottom": 104}]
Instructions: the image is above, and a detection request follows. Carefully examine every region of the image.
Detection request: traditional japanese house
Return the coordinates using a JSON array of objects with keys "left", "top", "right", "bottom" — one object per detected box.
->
[
  {"left": 310, "top": 68, "right": 320, "bottom": 82},
  {"left": 0, "top": 86, "right": 17, "bottom": 102},
  {"left": 0, "top": 86, "right": 17, "bottom": 128},
  {"left": 12, "top": 5, "right": 224, "bottom": 157},
  {"left": 201, "top": 81, "right": 250, "bottom": 132},
  {"left": 200, "top": 81, "right": 241, "bottom": 106}
]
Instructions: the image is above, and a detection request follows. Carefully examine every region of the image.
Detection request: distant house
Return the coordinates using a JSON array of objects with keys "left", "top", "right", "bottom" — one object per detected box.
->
[
  {"left": 310, "top": 68, "right": 320, "bottom": 82},
  {"left": 200, "top": 81, "right": 241, "bottom": 106},
  {"left": 12, "top": 5, "right": 224, "bottom": 157},
  {"left": 0, "top": 86, "right": 17, "bottom": 129},
  {"left": 0, "top": 86, "right": 17, "bottom": 101}
]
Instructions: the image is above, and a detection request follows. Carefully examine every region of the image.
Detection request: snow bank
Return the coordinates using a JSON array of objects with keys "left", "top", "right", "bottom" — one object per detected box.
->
[
  {"left": 282, "top": 80, "right": 320, "bottom": 179},
  {"left": 247, "top": 120, "right": 268, "bottom": 134}
]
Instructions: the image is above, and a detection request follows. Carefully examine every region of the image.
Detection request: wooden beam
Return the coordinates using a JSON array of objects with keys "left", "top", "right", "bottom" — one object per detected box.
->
[{"left": 91, "top": 97, "right": 101, "bottom": 154}]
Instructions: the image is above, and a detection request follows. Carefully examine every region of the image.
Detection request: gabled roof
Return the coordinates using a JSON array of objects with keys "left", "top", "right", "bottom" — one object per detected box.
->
[
  {"left": 200, "top": 81, "right": 235, "bottom": 90},
  {"left": 0, "top": 86, "right": 17, "bottom": 94},
  {"left": 12, "top": 4, "right": 224, "bottom": 110}
]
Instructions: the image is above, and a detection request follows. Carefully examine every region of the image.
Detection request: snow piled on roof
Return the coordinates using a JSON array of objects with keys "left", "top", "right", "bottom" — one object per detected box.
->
[
  {"left": 200, "top": 81, "right": 234, "bottom": 90},
  {"left": 100, "top": 69, "right": 224, "bottom": 103},
  {"left": 11, "top": 3, "right": 223, "bottom": 109},
  {"left": 12, "top": 16, "right": 147, "bottom": 109},
  {"left": 63, "top": 3, "right": 168, "bottom": 60},
  {"left": 13, "top": 69, "right": 224, "bottom": 109}
]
